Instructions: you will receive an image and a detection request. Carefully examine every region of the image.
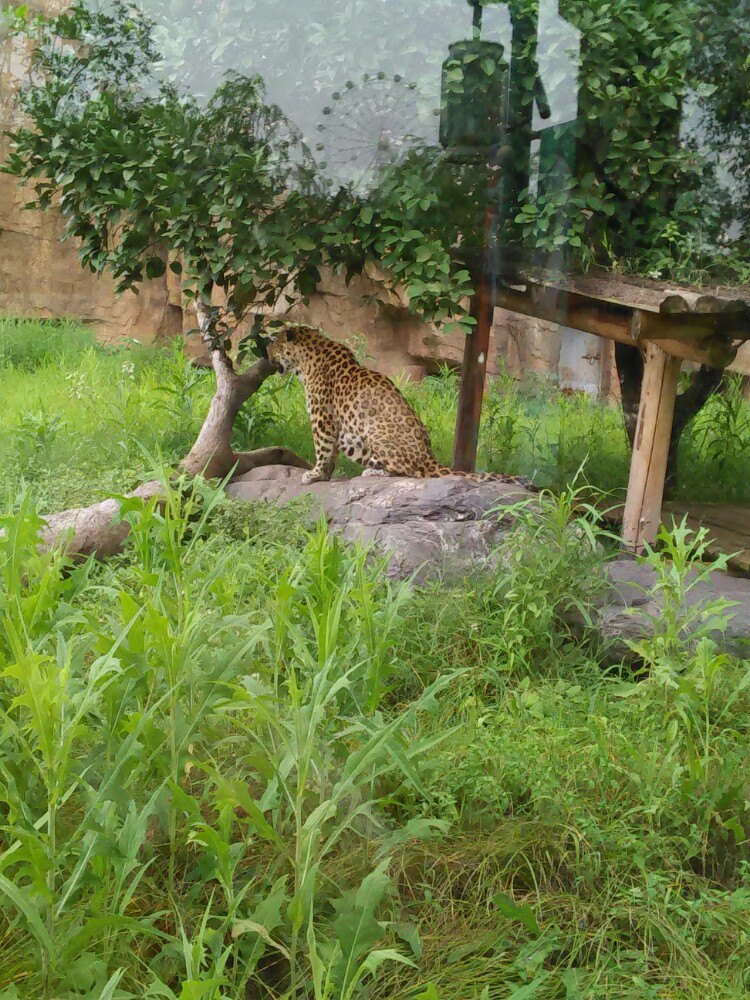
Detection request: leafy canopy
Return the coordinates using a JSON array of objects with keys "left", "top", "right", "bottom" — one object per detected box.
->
[
  {"left": 4, "top": 0, "right": 749, "bottom": 353},
  {"left": 135, "top": 0, "right": 750, "bottom": 281},
  {"left": 2, "top": 1, "right": 477, "bottom": 346}
]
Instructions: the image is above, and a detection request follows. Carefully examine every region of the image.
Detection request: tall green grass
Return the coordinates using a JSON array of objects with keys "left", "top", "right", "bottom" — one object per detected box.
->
[
  {"left": 1, "top": 318, "right": 749, "bottom": 514},
  {"left": 1, "top": 478, "right": 749, "bottom": 998},
  {"left": 0, "top": 317, "right": 749, "bottom": 998}
]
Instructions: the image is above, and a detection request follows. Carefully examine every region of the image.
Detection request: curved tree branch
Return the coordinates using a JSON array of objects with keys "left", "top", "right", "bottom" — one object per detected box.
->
[{"left": 26, "top": 301, "right": 310, "bottom": 558}]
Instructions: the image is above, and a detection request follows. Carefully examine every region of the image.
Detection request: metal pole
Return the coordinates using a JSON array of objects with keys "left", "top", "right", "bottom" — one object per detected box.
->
[{"left": 452, "top": 1, "right": 547, "bottom": 471}]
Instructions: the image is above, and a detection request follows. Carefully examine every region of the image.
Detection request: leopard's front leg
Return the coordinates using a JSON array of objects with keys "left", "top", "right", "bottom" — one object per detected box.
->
[{"left": 302, "top": 416, "right": 339, "bottom": 484}]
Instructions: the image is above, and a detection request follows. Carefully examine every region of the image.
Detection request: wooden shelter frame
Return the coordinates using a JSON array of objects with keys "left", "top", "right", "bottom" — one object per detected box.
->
[{"left": 452, "top": 266, "right": 750, "bottom": 552}]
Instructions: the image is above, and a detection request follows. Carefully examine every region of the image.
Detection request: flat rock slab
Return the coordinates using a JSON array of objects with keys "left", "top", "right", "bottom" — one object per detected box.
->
[
  {"left": 227, "top": 466, "right": 750, "bottom": 663},
  {"left": 596, "top": 558, "right": 750, "bottom": 662},
  {"left": 226, "top": 465, "right": 532, "bottom": 583}
]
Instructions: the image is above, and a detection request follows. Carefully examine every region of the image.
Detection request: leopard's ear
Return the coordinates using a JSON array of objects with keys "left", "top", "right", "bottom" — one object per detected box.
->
[{"left": 286, "top": 327, "right": 297, "bottom": 343}]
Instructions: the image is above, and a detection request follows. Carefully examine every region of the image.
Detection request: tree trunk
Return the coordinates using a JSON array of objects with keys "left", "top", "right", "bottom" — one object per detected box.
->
[
  {"left": 38, "top": 480, "right": 165, "bottom": 560},
  {"left": 665, "top": 365, "right": 724, "bottom": 492},
  {"left": 179, "top": 345, "right": 307, "bottom": 479},
  {"left": 20, "top": 302, "right": 309, "bottom": 559}
]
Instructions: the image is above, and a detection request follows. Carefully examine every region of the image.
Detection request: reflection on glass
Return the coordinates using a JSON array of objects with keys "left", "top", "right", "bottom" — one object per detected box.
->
[
  {"left": 133, "top": 0, "right": 750, "bottom": 284},
  {"left": 4, "top": 0, "right": 749, "bottom": 300}
]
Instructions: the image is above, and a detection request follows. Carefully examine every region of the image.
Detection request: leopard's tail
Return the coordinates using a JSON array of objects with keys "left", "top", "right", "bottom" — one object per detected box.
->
[{"left": 428, "top": 461, "right": 539, "bottom": 493}]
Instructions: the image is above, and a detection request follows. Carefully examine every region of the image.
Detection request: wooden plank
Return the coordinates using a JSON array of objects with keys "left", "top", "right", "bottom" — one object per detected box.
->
[
  {"left": 660, "top": 292, "right": 701, "bottom": 315},
  {"left": 593, "top": 499, "right": 750, "bottom": 574},
  {"left": 493, "top": 284, "right": 739, "bottom": 367},
  {"left": 693, "top": 296, "right": 748, "bottom": 316},
  {"left": 531, "top": 273, "right": 663, "bottom": 313},
  {"left": 673, "top": 503, "right": 750, "bottom": 535},
  {"left": 512, "top": 264, "right": 750, "bottom": 317},
  {"left": 453, "top": 268, "right": 492, "bottom": 472},
  {"left": 659, "top": 293, "right": 747, "bottom": 315},
  {"left": 637, "top": 311, "right": 736, "bottom": 342},
  {"left": 621, "top": 344, "right": 681, "bottom": 551}
]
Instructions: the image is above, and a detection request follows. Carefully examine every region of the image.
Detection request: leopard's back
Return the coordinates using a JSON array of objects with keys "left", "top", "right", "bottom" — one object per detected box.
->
[{"left": 327, "top": 356, "right": 438, "bottom": 475}]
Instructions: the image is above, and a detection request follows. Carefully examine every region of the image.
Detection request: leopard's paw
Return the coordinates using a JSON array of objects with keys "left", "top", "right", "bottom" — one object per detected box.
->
[{"left": 301, "top": 469, "right": 326, "bottom": 485}]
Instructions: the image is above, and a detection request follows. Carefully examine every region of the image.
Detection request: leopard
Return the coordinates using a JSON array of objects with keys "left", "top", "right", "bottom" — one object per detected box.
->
[{"left": 267, "top": 323, "right": 536, "bottom": 490}]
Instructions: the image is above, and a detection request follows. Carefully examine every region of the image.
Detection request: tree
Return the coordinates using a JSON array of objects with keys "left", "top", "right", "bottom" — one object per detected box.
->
[
  {"left": 2, "top": 1, "right": 479, "bottom": 552},
  {"left": 5, "top": 0, "right": 749, "bottom": 538}
]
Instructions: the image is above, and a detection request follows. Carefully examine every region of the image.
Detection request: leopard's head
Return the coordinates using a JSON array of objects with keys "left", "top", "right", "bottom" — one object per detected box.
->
[{"left": 266, "top": 324, "right": 321, "bottom": 375}]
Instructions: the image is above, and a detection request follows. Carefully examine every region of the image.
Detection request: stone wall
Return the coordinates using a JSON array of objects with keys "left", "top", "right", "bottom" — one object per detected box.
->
[{"left": 0, "top": 4, "right": 181, "bottom": 343}]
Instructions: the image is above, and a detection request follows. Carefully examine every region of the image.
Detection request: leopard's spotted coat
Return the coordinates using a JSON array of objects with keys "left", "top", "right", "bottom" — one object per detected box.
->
[{"left": 267, "top": 324, "right": 535, "bottom": 488}]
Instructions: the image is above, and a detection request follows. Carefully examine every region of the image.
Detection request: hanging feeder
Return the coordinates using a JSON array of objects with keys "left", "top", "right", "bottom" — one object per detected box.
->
[{"left": 439, "top": 2, "right": 509, "bottom": 162}]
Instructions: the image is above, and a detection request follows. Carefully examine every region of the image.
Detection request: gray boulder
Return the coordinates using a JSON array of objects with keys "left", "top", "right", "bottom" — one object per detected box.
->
[
  {"left": 593, "top": 557, "right": 750, "bottom": 662},
  {"left": 226, "top": 465, "right": 533, "bottom": 583},
  {"left": 226, "top": 466, "right": 750, "bottom": 663}
]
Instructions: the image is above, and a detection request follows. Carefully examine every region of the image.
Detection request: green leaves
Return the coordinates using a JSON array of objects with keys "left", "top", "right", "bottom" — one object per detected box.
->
[
  {"left": 0, "top": 873, "right": 54, "bottom": 953},
  {"left": 659, "top": 92, "right": 680, "bottom": 110},
  {"left": 332, "top": 857, "right": 394, "bottom": 990},
  {"left": 145, "top": 256, "right": 166, "bottom": 279},
  {"left": 231, "top": 876, "right": 289, "bottom": 972},
  {"left": 414, "top": 986, "right": 441, "bottom": 1000},
  {"left": 210, "top": 773, "right": 279, "bottom": 842},
  {"left": 294, "top": 235, "right": 318, "bottom": 251},
  {"left": 8, "top": 0, "right": 747, "bottom": 347},
  {"left": 297, "top": 264, "right": 321, "bottom": 297},
  {"left": 492, "top": 892, "right": 542, "bottom": 938},
  {"left": 4, "top": 6, "right": 338, "bottom": 332},
  {"left": 3, "top": 1, "right": 491, "bottom": 336}
]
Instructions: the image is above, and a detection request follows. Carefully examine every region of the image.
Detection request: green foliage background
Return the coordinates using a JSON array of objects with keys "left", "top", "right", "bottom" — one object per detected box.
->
[
  {"left": 3, "top": 0, "right": 749, "bottom": 364},
  {"left": 138, "top": 0, "right": 750, "bottom": 279}
]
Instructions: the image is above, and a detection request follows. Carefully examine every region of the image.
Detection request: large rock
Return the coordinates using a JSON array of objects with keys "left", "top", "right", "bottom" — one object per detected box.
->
[
  {"left": 227, "top": 466, "right": 750, "bottom": 662},
  {"left": 592, "top": 558, "right": 750, "bottom": 663},
  {"left": 226, "top": 465, "right": 534, "bottom": 583}
]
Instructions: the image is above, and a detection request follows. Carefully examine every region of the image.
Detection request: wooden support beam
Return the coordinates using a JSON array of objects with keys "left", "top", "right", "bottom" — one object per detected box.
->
[
  {"left": 621, "top": 343, "right": 682, "bottom": 552},
  {"left": 493, "top": 285, "right": 738, "bottom": 368},
  {"left": 453, "top": 273, "right": 493, "bottom": 472}
]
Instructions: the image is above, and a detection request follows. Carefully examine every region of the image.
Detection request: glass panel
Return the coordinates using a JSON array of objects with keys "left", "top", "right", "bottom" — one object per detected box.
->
[{"left": 126, "top": 0, "right": 750, "bottom": 283}]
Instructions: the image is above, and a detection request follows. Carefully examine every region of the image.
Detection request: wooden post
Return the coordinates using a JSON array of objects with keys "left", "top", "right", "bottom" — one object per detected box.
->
[
  {"left": 453, "top": 269, "right": 493, "bottom": 471},
  {"left": 621, "top": 342, "right": 681, "bottom": 552}
]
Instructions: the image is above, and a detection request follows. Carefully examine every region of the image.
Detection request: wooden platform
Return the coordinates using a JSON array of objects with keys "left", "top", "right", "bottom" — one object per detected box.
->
[
  {"left": 516, "top": 265, "right": 750, "bottom": 317},
  {"left": 600, "top": 499, "right": 750, "bottom": 574},
  {"left": 493, "top": 265, "right": 750, "bottom": 368},
  {"left": 455, "top": 259, "right": 750, "bottom": 553}
]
